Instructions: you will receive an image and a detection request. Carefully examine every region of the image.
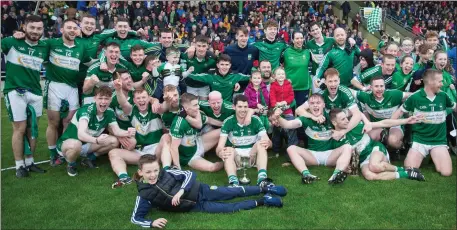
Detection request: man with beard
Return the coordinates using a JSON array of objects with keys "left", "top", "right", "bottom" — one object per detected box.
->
[
  {"left": 392, "top": 69, "right": 457, "bottom": 177},
  {"left": 56, "top": 86, "right": 136, "bottom": 177},
  {"left": 223, "top": 26, "right": 259, "bottom": 75},
  {"left": 42, "top": 19, "right": 93, "bottom": 166},
  {"left": 170, "top": 93, "right": 224, "bottom": 172},
  {"left": 358, "top": 54, "right": 397, "bottom": 88},
  {"left": 182, "top": 35, "right": 217, "bottom": 100},
  {"left": 109, "top": 83, "right": 172, "bottom": 189},
  {"left": 270, "top": 94, "right": 352, "bottom": 184},
  {"left": 315, "top": 28, "right": 360, "bottom": 88},
  {"left": 357, "top": 76, "right": 411, "bottom": 151},
  {"left": 253, "top": 20, "right": 288, "bottom": 70},
  {"left": 83, "top": 42, "right": 128, "bottom": 105},
  {"left": 99, "top": 18, "right": 161, "bottom": 61},
  {"left": 187, "top": 54, "right": 250, "bottom": 101},
  {"left": 2, "top": 15, "right": 49, "bottom": 178},
  {"left": 258, "top": 60, "right": 274, "bottom": 92},
  {"left": 297, "top": 68, "right": 362, "bottom": 141},
  {"left": 216, "top": 95, "right": 273, "bottom": 187}
]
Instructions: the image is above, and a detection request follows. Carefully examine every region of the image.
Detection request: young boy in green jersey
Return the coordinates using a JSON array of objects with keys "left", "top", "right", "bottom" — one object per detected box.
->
[
  {"left": 392, "top": 69, "right": 457, "bottom": 177},
  {"left": 56, "top": 86, "right": 136, "bottom": 176}
]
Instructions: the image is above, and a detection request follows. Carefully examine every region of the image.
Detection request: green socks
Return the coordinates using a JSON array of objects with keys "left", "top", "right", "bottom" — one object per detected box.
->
[
  {"left": 49, "top": 146, "right": 57, "bottom": 159},
  {"left": 87, "top": 153, "right": 97, "bottom": 161},
  {"left": 118, "top": 173, "right": 129, "bottom": 179},
  {"left": 163, "top": 166, "right": 170, "bottom": 170},
  {"left": 395, "top": 166, "right": 405, "bottom": 172},
  {"left": 257, "top": 169, "right": 267, "bottom": 185},
  {"left": 397, "top": 171, "right": 408, "bottom": 179},
  {"left": 228, "top": 175, "right": 239, "bottom": 185},
  {"left": 332, "top": 169, "right": 342, "bottom": 175},
  {"left": 302, "top": 170, "right": 311, "bottom": 177}
]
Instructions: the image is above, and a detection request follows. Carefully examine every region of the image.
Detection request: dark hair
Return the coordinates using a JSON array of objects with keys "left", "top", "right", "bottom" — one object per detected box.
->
[
  {"left": 413, "top": 36, "right": 424, "bottom": 44},
  {"left": 94, "top": 86, "right": 112, "bottom": 97},
  {"left": 264, "top": 19, "right": 279, "bottom": 29},
  {"left": 144, "top": 55, "right": 159, "bottom": 65},
  {"left": 236, "top": 26, "right": 249, "bottom": 35},
  {"left": 308, "top": 21, "right": 321, "bottom": 30},
  {"left": 308, "top": 93, "right": 324, "bottom": 102},
  {"left": 400, "top": 55, "right": 414, "bottom": 64},
  {"left": 160, "top": 28, "right": 173, "bottom": 37},
  {"left": 106, "top": 41, "right": 120, "bottom": 49},
  {"left": 217, "top": 54, "right": 231, "bottom": 63},
  {"left": 133, "top": 87, "right": 147, "bottom": 96},
  {"left": 80, "top": 14, "right": 96, "bottom": 21},
  {"left": 259, "top": 59, "right": 271, "bottom": 67},
  {"left": 62, "top": 19, "right": 78, "bottom": 27},
  {"left": 131, "top": 44, "right": 144, "bottom": 53},
  {"left": 382, "top": 54, "right": 396, "bottom": 62},
  {"left": 370, "top": 75, "right": 385, "bottom": 85},
  {"left": 116, "top": 17, "right": 130, "bottom": 25},
  {"left": 329, "top": 108, "right": 344, "bottom": 122},
  {"left": 195, "top": 35, "right": 209, "bottom": 44},
  {"left": 180, "top": 93, "right": 198, "bottom": 105},
  {"left": 233, "top": 94, "right": 248, "bottom": 106},
  {"left": 292, "top": 31, "right": 303, "bottom": 40},
  {"left": 138, "top": 154, "right": 159, "bottom": 169},
  {"left": 166, "top": 46, "right": 180, "bottom": 56},
  {"left": 112, "top": 68, "right": 130, "bottom": 80},
  {"left": 418, "top": 43, "right": 433, "bottom": 54},
  {"left": 25, "top": 15, "right": 42, "bottom": 24}
]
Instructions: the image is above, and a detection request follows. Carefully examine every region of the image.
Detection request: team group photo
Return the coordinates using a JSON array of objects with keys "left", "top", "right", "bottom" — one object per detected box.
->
[{"left": 1, "top": 0, "right": 456, "bottom": 229}]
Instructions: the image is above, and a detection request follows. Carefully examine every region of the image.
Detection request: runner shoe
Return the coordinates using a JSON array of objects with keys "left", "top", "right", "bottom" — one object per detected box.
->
[
  {"left": 81, "top": 158, "right": 98, "bottom": 168},
  {"left": 16, "top": 166, "right": 30, "bottom": 178},
  {"left": 112, "top": 177, "right": 133, "bottom": 189},
  {"left": 263, "top": 194, "right": 283, "bottom": 208},
  {"left": 258, "top": 178, "right": 275, "bottom": 188},
  {"left": 302, "top": 174, "right": 320, "bottom": 184},
  {"left": 67, "top": 165, "right": 78, "bottom": 177},
  {"left": 407, "top": 168, "right": 425, "bottom": 181},
  {"left": 265, "top": 185, "right": 287, "bottom": 196},
  {"left": 27, "top": 163, "right": 46, "bottom": 173},
  {"left": 328, "top": 171, "right": 348, "bottom": 185}
]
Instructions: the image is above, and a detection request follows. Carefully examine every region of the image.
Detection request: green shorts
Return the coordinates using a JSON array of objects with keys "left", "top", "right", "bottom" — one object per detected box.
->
[{"left": 359, "top": 141, "right": 389, "bottom": 166}]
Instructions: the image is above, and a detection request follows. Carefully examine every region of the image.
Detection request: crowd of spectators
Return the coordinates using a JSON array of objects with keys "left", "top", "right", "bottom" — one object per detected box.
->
[
  {"left": 367, "top": 1, "right": 456, "bottom": 49},
  {"left": 1, "top": 1, "right": 367, "bottom": 46}
]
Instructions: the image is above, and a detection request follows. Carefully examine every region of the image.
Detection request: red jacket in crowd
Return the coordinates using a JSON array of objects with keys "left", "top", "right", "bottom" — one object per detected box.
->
[{"left": 270, "top": 80, "right": 294, "bottom": 115}]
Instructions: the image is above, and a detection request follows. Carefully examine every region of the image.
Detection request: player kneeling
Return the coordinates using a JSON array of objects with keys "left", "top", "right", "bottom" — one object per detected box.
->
[
  {"left": 56, "top": 86, "right": 135, "bottom": 176},
  {"left": 109, "top": 84, "right": 172, "bottom": 188}
]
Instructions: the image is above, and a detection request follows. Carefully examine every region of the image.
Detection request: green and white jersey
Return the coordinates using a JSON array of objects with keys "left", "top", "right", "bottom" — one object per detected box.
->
[
  {"left": 188, "top": 73, "right": 250, "bottom": 101},
  {"left": 359, "top": 65, "right": 394, "bottom": 88},
  {"left": 109, "top": 90, "right": 134, "bottom": 130},
  {"left": 45, "top": 38, "right": 90, "bottom": 87},
  {"left": 119, "top": 58, "right": 149, "bottom": 82},
  {"left": 316, "top": 45, "right": 361, "bottom": 87},
  {"left": 321, "top": 85, "right": 356, "bottom": 111},
  {"left": 170, "top": 113, "right": 208, "bottom": 164},
  {"left": 357, "top": 89, "right": 404, "bottom": 122},
  {"left": 391, "top": 66, "right": 414, "bottom": 91},
  {"left": 253, "top": 38, "right": 288, "bottom": 70},
  {"left": 161, "top": 110, "right": 179, "bottom": 129},
  {"left": 182, "top": 52, "right": 217, "bottom": 88},
  {"left": 129, "top": 104, "right": 163, "bottom": 147},
  {"left": 99, "top": 36, "right": 162, "bottom": 60},
  {"left": 305, "top": 36, "right": 335, "bottom": 74},
  {"left": 401, "top": 88, "right": 456, "bottom": 145},
  {"left": 220, "top": 115, "right": 266, "bottom": 149},
  {"left": 198, "top": 100, "right": 234, "bottom": 121},
  {"left": 58, "top": 103, "right": 117, "bottom": 144},
  {"left": 83, "top": 60, "right": 128, "bottom": 98},
  {"left": 296, "top": 114, "right": 334, "bottom": 152},
  {"left": 1, "top": 37, "right": 49, "bottom": 95}
]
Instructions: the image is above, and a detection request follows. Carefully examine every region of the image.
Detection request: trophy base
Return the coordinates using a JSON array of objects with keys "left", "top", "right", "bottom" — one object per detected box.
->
[{"left": 239, "top": 177, "right": 251, "bottom": 185}]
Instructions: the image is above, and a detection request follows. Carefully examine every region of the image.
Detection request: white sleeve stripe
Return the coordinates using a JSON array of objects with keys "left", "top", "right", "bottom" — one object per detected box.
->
[
  {"left": 130, "top": 196, "right": 152, "bottom": 228},
  {"left": 167, "top": 170, "right": 192, "bottom": 189}
]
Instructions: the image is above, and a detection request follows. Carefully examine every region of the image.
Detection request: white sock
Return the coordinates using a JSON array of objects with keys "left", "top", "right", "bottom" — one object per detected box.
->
[
  {"left": 25, "top": 157, "right": 34, "bottom": 166},
  {"left": 15, "top": 160, "right": 25, "bottom": 169},
  {"left": 395, "top": 172, "right": 400, "bottom": 179},
  {"left": 48, "top": 145, "right": 56, "bottom": 150}
]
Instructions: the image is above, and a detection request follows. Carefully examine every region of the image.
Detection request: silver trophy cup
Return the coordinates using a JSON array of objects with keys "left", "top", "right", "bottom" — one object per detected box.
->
[{"left": 239, "top": 156, "right": 251, "bottom": 185}]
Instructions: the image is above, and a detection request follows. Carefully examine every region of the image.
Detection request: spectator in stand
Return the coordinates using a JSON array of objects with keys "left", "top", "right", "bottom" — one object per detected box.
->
[
  {"left": 342, "top": 1, "right": 351, "bottom": 22},
  {"left": 212, "top": 36, "right": 224, "bottom": 54},
  {"left": 360, "top": 39, "right": 370, "bottom": 51}
]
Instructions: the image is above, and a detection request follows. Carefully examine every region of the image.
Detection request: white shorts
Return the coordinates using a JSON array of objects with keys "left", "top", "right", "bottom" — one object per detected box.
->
[
  {"left": 135, "top": 143, "right": 159, "bottom": 155},
  {"left": 83, "top": 96, "right": 95, "bottom": 105},
  {"left": 45, "top": 81, "right": 79, "bottom": 111},
  {"left": 187, "top": 86, "right": 210, "bottom": 98},
  {"left": 188, "top": 136, "right": 205, "bottom": 165},
  {"left": 201, "top": 124, "right": 216, "bottom": 134},
  {"left": 360, "top": 146, "right": 391, "bottom": 167},
  {"left": 5, "top": 90, "right": 43, "bottom": 122},
  {"left": 309, "top": 150, "right": 333, "bottom": 166},
  {"left": 411, "top": 142, "right": 449, "bottom": 157},
  {"left": 57, "top": 142, "right": 91, "bottom": 157},
  {"left": 235, "top": 148, "right": 256, "bottom": 168}
]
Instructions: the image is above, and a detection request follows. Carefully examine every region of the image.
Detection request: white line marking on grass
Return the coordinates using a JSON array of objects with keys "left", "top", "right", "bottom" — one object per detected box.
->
[{"left": 1, "top": 160, "right": 50, "bottom": 171}]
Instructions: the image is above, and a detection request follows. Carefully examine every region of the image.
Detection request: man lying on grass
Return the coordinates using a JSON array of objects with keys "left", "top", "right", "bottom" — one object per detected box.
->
[
  {"left": 131, "top": 154, "right": 287, "bottom": 228},
  {"left": 329, "top": 108, "right": 425, "bottom": 181},
  {"left": 56, "top": 86, "right": 135, "bottom": 176}
]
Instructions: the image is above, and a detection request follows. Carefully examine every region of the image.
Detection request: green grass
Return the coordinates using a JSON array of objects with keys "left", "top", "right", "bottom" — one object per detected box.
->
[{"left": 1, "top": 100, "right": 456, "bottom": 229}]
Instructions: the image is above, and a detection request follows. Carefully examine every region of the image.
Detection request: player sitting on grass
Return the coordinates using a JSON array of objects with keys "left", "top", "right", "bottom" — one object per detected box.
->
[
  {"left": 56, "top": 86, "right": 135, "bottom": 176},
  {"left": 216, "top": 94, "right": 274, "bottom": 187},
  {"left": 109, "top": 80, "right": 173, "bottom": 188},
  {"left": 131, "top": 154, "right": 287, "bottom": 228},
  {"left": 330, "top": 108, "right": 425, "bottom": 181},
  {"left": 270, "top": 93, "right": 352, "bottom": 185},
  {"left": 170, "top": 93, "right": 224, "bottom": 172}
]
